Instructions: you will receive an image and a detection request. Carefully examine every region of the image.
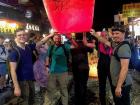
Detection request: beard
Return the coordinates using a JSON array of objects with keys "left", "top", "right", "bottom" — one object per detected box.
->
[{"left": 55, "top": 41, "right": 61, "bottom": 46}]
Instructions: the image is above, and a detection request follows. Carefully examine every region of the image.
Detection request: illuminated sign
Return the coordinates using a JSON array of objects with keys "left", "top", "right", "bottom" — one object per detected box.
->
[
  {"left": 26, "top": 23, "right": 40, "bottom": 31},
  {"left": 123, "top": 3, "right": 140, "bottom": 17},
  {"left": 25, "top": 10, "right": 32, "bottom": 18},
  {"left": 0, "top": 19, "right": 23, "bottom": 34},
  {"left": 18, "top": 0, "right": 29, "bottom": 4}
]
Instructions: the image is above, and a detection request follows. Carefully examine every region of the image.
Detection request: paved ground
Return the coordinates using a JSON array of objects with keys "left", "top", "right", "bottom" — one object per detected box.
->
[
  {"left": 4, "top": 70, "right": 140, "bottom": 105},
  {"left": 69, "top": 70, "right": 140, "bottom": 105},
  {"left": 130, "top": 70, "right": 140, "bottom": 105}
]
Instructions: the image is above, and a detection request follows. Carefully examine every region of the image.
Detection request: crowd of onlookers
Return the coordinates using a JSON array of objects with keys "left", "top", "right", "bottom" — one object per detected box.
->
[{"left": 0, "top": 26, "right": 139, "bottom": 105}]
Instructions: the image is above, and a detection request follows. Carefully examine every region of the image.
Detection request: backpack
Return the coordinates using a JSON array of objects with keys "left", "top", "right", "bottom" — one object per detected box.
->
[
  {"left": 113, "top": 41, "right": 137, "bottom": 69},
  {"left": 49, "top": 44, "right": 71, "bottom": 70},
  {"left": 0, "top": 45, "right": 8, "bottom": 62}
]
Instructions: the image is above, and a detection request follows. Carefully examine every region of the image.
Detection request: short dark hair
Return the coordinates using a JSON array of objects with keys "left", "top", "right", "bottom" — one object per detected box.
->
[
  {"left": 53, "top": 33, "right": 61, "bottom": 38},
  {"left": 15, "top": 28, "right": 25, "bottom": 34},
  {"left": 112, "top": 25, "right": 125, "bottom": 33}
]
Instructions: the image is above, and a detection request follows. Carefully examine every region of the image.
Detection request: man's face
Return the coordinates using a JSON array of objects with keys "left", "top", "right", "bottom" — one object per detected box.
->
[
  {"left": 16, "top": 31, "right": 28, "bottom": 44},
  {"left": 112, "top": 31, "right": 125, "bottom": 43},
  {"left": 53, "top": 34, "right": 61, "bottom": 45}
]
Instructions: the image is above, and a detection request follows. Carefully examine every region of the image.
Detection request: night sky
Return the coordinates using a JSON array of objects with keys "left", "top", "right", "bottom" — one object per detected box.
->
[
  {"left": 39, "top": 0, "right": 140, "bottom": 31},
  {"left": 93, "top": 0, "right": 140, "bottom": 30}
]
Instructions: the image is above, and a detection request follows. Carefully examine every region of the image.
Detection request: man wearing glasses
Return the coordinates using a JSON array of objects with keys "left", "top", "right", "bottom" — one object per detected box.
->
[{"left": 8, "top": 28, "right": 53, "bottom": 105}]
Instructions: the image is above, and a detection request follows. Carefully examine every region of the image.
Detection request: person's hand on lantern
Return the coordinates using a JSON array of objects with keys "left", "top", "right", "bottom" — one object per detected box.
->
[
  {"left": 90, "top": 29, "right": 96, "bottom": 36},
  {"left": 65, "top": 33, "right": 72, "bottom": 40}
]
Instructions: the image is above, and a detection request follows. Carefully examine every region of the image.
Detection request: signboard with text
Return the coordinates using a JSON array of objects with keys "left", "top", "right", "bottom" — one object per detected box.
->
[{"left": 123, "top": 3, "right": 140, "bottom": 17}]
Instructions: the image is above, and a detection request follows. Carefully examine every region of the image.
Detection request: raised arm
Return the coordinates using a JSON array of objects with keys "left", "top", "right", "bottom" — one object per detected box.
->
[
  {"left": 66, "top": 33, "right": 79, "bottom": 49},
  {"left": 90, "top": 29, "right": 111, "bottom": 47},
  {"left": 70, "top": 38, "right": 79, "bottom": 49},
  {"left": 36, "top": 33, "right": 54, "bottom": 48},
  {"left": 83, "top": 32, "right": 95, "bottom": 48}
]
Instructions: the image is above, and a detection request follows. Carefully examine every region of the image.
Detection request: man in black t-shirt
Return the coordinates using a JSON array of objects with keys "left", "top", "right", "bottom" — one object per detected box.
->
[{"left": 71, "top": 33, "right": 94, "bottom": 105}]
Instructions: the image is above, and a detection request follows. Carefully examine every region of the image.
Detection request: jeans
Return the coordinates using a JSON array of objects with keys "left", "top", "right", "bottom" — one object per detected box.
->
[
  {"left": 113, "top": 85, "right": 132, "bottom": 105},
  {"left": 98, "top": 55, "right": 115, "bottom": 105},
  {"left": 19, "top": 81, "right": 35, "bottom": 105},
  {"left": 44, "top": 72, "right": 68, "bottom": 105},
  {"left": 73, "top": 68, "right": 89, "bottom": 105}
]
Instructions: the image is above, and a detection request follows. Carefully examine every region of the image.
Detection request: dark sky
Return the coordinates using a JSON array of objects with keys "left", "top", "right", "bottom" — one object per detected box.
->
[
  {"left": 39, "top": 0, "right": 139, "bottom": 31},
  {"left": 93, "top": 0, "right": 140, "bottom": 30},
  {"left": 93, "top": 0, "right": 114, "bottom": 30}
]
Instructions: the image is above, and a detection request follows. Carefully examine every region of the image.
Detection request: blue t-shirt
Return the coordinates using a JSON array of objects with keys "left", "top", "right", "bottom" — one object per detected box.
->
[{"left": 8, "top": 44, "right": 36, "bottom": 81}]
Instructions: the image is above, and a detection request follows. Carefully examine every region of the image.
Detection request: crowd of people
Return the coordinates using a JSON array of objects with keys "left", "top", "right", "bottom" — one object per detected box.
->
[{"left": 0, "top": 25, "right": 135, "bottom": 105}]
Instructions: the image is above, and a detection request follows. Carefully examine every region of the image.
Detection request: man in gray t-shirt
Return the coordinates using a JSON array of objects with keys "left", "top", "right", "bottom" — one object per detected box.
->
[
  {"left": 110, "top": 43, "right": 132, "bottom": 87},
  {"left": 90, "top": 26, "right": 132, "bottom": 105}
]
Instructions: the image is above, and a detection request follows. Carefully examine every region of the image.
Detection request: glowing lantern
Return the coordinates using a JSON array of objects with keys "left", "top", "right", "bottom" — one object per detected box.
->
[
  {"left": 88, "top": 50, "right": 98, "bottom": 78},
  {"left": 43, "top": 0, "right": 95, "bottom": 33},
  {"left": 0, "top": 19, "right": 22, "bottom": 34}
]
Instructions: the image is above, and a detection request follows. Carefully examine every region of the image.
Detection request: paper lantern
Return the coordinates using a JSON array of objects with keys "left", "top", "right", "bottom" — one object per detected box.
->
[{"left": 43, "top": 0, "right": 95, "bottom": 34}]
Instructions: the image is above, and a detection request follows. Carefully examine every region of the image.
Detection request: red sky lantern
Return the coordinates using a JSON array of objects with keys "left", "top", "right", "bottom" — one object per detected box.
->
[{"left": 43, "top": 0, "right": 95, "bottom": 34}]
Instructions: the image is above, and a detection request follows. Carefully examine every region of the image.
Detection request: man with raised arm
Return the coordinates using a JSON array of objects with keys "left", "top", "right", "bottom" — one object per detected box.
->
[
  {"left": 90, "top": 26, "right": 132, "bottom": 105},
  {"left": 8, "top": 28, "right": 53, "bottom": 105}
]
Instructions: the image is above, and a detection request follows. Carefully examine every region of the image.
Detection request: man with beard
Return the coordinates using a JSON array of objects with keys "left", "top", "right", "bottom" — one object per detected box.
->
[{"left": 44, "top": 33, "right": 78, "bottom": 105}]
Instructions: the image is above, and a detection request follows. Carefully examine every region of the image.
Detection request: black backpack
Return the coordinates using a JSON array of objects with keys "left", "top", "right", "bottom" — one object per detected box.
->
[
  {"left": 113, "top": 41, "right": 137, "bottom": 69},
  {"left": 49, "top": 44, "right": 70, "bottom": 67}
]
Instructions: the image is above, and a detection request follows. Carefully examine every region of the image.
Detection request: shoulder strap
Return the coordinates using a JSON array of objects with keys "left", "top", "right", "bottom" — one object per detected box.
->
[
  {"left": 13, "top": 46, "right": 21, "bottom": 65},
  {"left": 0, "top": 45, "right": 6, "bottom": 55},
  {"left": 48, "top": 44, "right": 69, "bottom": 65},
  {"left": 49, "top": 45, "right": 54, "bottom": 58},
  {"left": 61, "top": 45, "right": 68, "bottom": 58},
  {"left": 49, "top": 45, "right": 54, "bottom": 65},
  {"left": 61, "top": 44, "right": 70, "bottom": 64},
  {"left": 0, "top": 46, "right": 8, "bottom": 62},
  {"left": 113, "top": 41, "right": 130, "bottom": 61}
]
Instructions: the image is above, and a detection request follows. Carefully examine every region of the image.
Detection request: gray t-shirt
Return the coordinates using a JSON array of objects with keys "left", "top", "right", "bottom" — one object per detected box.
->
[{"left": 110, "top": 43, "right": 132, "bottom": 86}]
